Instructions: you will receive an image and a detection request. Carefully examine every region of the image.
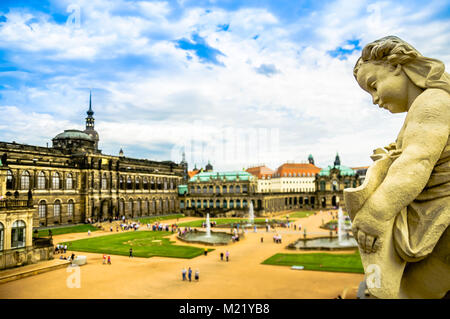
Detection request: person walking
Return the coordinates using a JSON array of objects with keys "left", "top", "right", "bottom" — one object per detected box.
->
[
  {"left": 107, "top": 255, "right": 111, "bottom": 265},
  {"left": 261, "top": 236, "right": 264, "bottom": 243},
  {"left": 188, "top": 267, "right": 192, "bottom": 282},
  {"left": 103, "top": 254, "right": 106, "bottom": 264},
  {"left": 129, "top": 247, "right": 133, "bottom": 258},
  {"left": 195, "top": 269, "right": 199, "bottom": 281},
  {"left": 226, "top": 250, "right": 229, "bottom": 262},
  {"left": 182, "top": 267, "right": 187, "bottom": 281},
  {"left": 204, "top": 248, "right": 208, "bottom": 256},
  {"left": 220, "top": 252, "right": 224, "bottom": 261}
]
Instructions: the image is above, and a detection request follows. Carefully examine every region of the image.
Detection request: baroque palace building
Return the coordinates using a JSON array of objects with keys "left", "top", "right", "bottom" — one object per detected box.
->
[
  {"left": 178, "top": 154, "right": 366, "bottom": 218},
  {"left": 0, "top": 93, "right": 185, "bottom": 230}
]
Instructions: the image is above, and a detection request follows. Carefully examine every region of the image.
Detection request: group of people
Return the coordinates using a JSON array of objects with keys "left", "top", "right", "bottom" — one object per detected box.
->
[
  {"left": 102, "top": 254, "right": 112, "bottom": 265},
  {"left": 55, "top": 244, "right": 67, "bottom": 254},
  {"left": 202, "top": 221, "right": 217, "bottom": 228},
  {"left": 182, "top": 267, "right": 199, "bottom": 282},
  {"left": 273, "top": 234, "right": 282, "bottom": 243},
  {"left": 219, "top": 251, "right": 230, "bottom": 261}
]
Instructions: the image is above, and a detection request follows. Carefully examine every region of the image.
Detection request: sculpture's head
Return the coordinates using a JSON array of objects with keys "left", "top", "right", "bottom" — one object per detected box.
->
[{"left": 354, "top": 35, "right": 450, "bottom": 113}]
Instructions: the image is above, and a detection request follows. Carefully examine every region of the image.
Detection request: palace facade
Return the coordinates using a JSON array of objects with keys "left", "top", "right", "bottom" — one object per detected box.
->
[{"left": 0, "top": 94, "right": 185, "bottom": 229}]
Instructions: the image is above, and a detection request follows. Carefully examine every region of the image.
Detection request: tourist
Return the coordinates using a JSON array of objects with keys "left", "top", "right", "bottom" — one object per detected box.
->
[
  {"left": 110, "top": 226, "right": 113, "bottom": 232},
  {"left": 103, "top": 254, "right": 106, "bottom": 264},
  {"left": 220, "top": 252, "right": 224, "bottom": 261},
  {"left": 107, "top": 255, "right": 111, "bottom": 265},
  {"left": 88, "top": 230, "right": 91, "bottom": 236},
  {"left": 204, "top": 248, "right": 208, "bottom": 256},
  {"left": 129, "top": 247, "right": 133, "bottom": 258},
  {"left": 261, "top": 237, "right": 264, "bottom": 243},
  {"left": 182, "top": 267, "right": 187, "bottom": 281},
  {"left": 188, "top": 267, "right": 192, "bottom": 282},
  {"left": 195, "top": 269, "right": 199, "bottom": 281},
  {"left": 70, "top": 253, "right": 75, "bottom": 261},
  {"left": 226, "top": 250, "right": 229, "bottom": 262}
]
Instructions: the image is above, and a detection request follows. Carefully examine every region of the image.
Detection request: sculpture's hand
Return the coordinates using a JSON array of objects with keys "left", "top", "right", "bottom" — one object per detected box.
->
[{"left": 352, "top": 212, "right": 384, "bottom": 254}]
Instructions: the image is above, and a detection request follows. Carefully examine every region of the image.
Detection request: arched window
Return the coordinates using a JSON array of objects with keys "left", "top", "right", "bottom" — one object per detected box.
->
[
  {"left": 68, "top": 200, "right": 74, "bottom": 217},
  {"left": 209, "top": 185, "right": 213, "bottom": 193},
  {"left": 203, "top": 186, "right": 207, "bottom": 194},
  {"left": 190, "top": 186, "right": 195, "bottom": 194},
  {"left": 119, "top": 176, "right": 124, "bottom": 189},
  {"left": 136, "top": 199, "right": 141, "bottom": 215},
  {"left": 197, "top": 186, "right": 201, "bottom": 193},
  {"left": 127, "top": 177, "right": 132, "bottom": 190},
  {"left": 11, "top": 220, "right": 26, "bottom": 248},
  {"left": 143, "top": 178, "right": 148, "bottom": 190},
  {"left": 320, "top": 181, "right": 326, "bottom": 191},
  {"left": 236, "top": 186, "right": 241, "bottom": 193},
  {"left": 150, "top": 179, "right": 155, "bottom": 190},
  {"left": 0, "top": 222, "right": 4, "bottom": 251},
  {"left": 66, "top": 173, "right": 73, "bottom": 190},
  {"left": 164, "top": 181, "right": 167, "bottom": 190},
  {"left": 216, "top": 186, "right": 220, "bottom": 194},
  {"left": 243, "top": 185, "right": 248, "bottom": 193},
  {"left": 52, "top": 172, "right": 60, "bottom": 190},
  {"left": 128, "top": 199, "right": 133, "bottom": 214},
  {"left": 119, "top": 199, "right": 124, "bottom": 215},
  {"left": 102, "top": 173, "right": 108, "bottom": 190},
  {"left": 21, "top": 171, "right": 30, "bottom": 190},
  {"left": 38, "top": 201, "right": 47, "bottom": 218},
  {"left": 236, "top": 199, "right": 241, "bottom": 208},
  {"left": 170, "top": 181, "right": 173, "bottom": 190},
  {"left": 135, "top": 177, "right": 140, "bottom": 190},
  {"left": 222, "top": 185, "right": 227, "bottom": 193},
  {"left": 6, "top": 170, "right": 14, "bottom": 189},
  {"left": 229, "top": 185, "right": 234, "bottom": 193},
  {"left": 54, "top": 200, "right": 61, "bottom": 217},
  {"left": 216, "top": 200, "right": 220, "bottom": 208}
]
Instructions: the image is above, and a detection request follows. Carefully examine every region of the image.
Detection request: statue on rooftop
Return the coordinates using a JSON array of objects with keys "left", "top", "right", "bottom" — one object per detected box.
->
[{"left": 344, "top": 36, "right": 450, "bottom": 298}]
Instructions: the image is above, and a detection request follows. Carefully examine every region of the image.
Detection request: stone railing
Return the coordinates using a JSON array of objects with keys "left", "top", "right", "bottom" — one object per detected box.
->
[{"left": 0, "top": 199, "right": 33, "bottom": 210}]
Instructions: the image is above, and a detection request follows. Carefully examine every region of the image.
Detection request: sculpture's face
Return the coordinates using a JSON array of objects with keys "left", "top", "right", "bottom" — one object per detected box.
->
[{"left": 356, "top": 62, "right": 410, "bottom": 113}]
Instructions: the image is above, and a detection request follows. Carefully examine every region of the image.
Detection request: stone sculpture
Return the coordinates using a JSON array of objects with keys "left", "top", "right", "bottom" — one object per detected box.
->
[{"left": 344, "top": 36, "right": 449, "bottom": 298}]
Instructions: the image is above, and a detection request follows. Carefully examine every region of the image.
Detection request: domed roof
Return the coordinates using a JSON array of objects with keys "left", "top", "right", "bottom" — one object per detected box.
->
[
  {"left": 53, "top": 130, "right": 94, "bottom": 141},
  {"left": 319, "top": 165, "right": 355, "bottom": 176}
]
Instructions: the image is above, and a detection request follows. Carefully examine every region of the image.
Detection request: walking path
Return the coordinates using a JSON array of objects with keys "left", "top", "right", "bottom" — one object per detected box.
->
[{"left": 0, "top": 210, "right": 362, "bottom": 299}]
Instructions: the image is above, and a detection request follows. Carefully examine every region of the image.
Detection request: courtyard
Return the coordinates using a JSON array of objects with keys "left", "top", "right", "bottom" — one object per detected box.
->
[{"left": 0, "top": 210, "right": 363, "bottom": 299}]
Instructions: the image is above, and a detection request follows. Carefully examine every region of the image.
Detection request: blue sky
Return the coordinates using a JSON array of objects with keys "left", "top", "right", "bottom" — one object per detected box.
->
[{"left": 0, "top": 0, "right": 449, "bottom": 171}]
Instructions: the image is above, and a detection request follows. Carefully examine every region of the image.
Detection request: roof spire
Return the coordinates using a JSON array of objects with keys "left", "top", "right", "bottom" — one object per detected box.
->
[{"left": 87, "top": 90, "right": 94, "bottom": 117}]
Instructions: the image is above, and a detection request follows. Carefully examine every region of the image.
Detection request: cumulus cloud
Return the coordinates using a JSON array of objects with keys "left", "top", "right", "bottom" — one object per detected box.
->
[{"left": 0, "top": 0, "right": 449, "bottom": 171}]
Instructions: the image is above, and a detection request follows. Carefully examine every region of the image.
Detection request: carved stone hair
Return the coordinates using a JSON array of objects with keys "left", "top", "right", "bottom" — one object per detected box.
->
[
  {"left": 353, "top": 36, "right": 420, "bottom": 78},
  {"left": 354, "top": 36, "right": 450, "bottom": 94}
]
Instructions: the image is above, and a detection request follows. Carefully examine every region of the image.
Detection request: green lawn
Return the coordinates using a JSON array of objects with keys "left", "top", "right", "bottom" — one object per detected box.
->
[
  {"left": 37, "top": 224, "right": 99, "bottom": 238},
  {"left": 286, "top": 211, "right": 313, "bottom": 219},
  {"left": 136, "top": 214, "right": 185, "bottom": 224},
  {"left": 178, "top": 218, "right": 268, "bottom": 228},
  {"left": 262, "top": 251, "right": 364, "bottom": 274},
  {"left": 61, "top": 231, "right": 212, "bottom": 259}
]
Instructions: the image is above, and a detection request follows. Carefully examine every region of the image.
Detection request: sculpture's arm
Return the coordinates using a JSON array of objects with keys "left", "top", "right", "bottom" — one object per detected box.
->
[{"left": 352, "top": 91, "right": 450, "bottom": 253}]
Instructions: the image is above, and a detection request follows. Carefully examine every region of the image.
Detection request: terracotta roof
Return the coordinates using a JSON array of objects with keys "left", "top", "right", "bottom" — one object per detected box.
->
[
  {"left": 187, "top": 171, "right": 200, "bottom": 179},
  {"left": 351, "top": 166, "right": 369, "bottom": 170},
  {"left": 275, "top": 163, "right": 321, "bottom": 177},
  {"left": 246, "top": 166, "right": 275, "bottom": 179}
]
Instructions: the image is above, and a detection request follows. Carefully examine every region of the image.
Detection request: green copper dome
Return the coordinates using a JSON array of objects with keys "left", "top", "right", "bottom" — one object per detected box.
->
[
  {"left": 189, "top": 171, "right": 254, "bottom": 182},
  {"left": 54, "top": 130, "right": 94, "bottom": 141},
  {"left": 319, "top": 165, "right": 355, "bottom": 176}
]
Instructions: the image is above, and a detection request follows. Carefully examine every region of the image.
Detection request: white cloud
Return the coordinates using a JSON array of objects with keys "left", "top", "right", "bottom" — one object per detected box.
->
[{"left": 0, "top": 0, "right": 449, "bottom": 172}]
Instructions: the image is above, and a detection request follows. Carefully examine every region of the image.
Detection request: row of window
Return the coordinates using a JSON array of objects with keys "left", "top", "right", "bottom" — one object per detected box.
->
[
  {"left": 38, "top": 200, "right": 74, "bottom": 218},
  {"left": 181, "top": 199, "right": 250, "bottom": 209},
  {"left": 6, "top": 170, "right": 75, "bottom": 190},
  {"left": 115, "top": 175, "right": 177, "bottom": 191},
  {"left": 0, "top": 220, "right": 26, "bottom": 251},
  {"left": 266, "top": 172, "right": 315, "bottom": 178},
  {"left": 189, "top": 185, "right": 249, "bottom": 194}
]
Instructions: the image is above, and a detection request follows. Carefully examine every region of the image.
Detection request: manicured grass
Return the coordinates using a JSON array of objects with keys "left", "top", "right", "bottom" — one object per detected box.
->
[
  {"left": 262, "top": 251, "right": 364, "bottom": 274},
  {"left": 286, "top": 211, "right": 313, "bottom": 219},
  {"left": 37, "top": 224, "right": 99, "bottom": 238},
  {"left": 178, "top": 218, "right": 268, "bottom": 228},
  {"left": 136, "top": 214, "right": 185, "bottom": 224},
  {"left": 61, "top": 231, "right": 212, "bottom": 259}
]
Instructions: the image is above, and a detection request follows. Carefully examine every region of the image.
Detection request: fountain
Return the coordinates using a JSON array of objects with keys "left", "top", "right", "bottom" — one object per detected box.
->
[
  {"left": 248, "top": 201, "right": 255, "bottom": 225},
  {"left": 205, "top": 213, "right": 211, "bottom": 238},
  {"left": 288, "top": 208, "right": 358, "bottom": 251},
  {"left": 177, "top": 213, "right": 233, "bottom": 245},
  {"left": 338, "top": 207, "right": 344, "bottom": 244}
]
